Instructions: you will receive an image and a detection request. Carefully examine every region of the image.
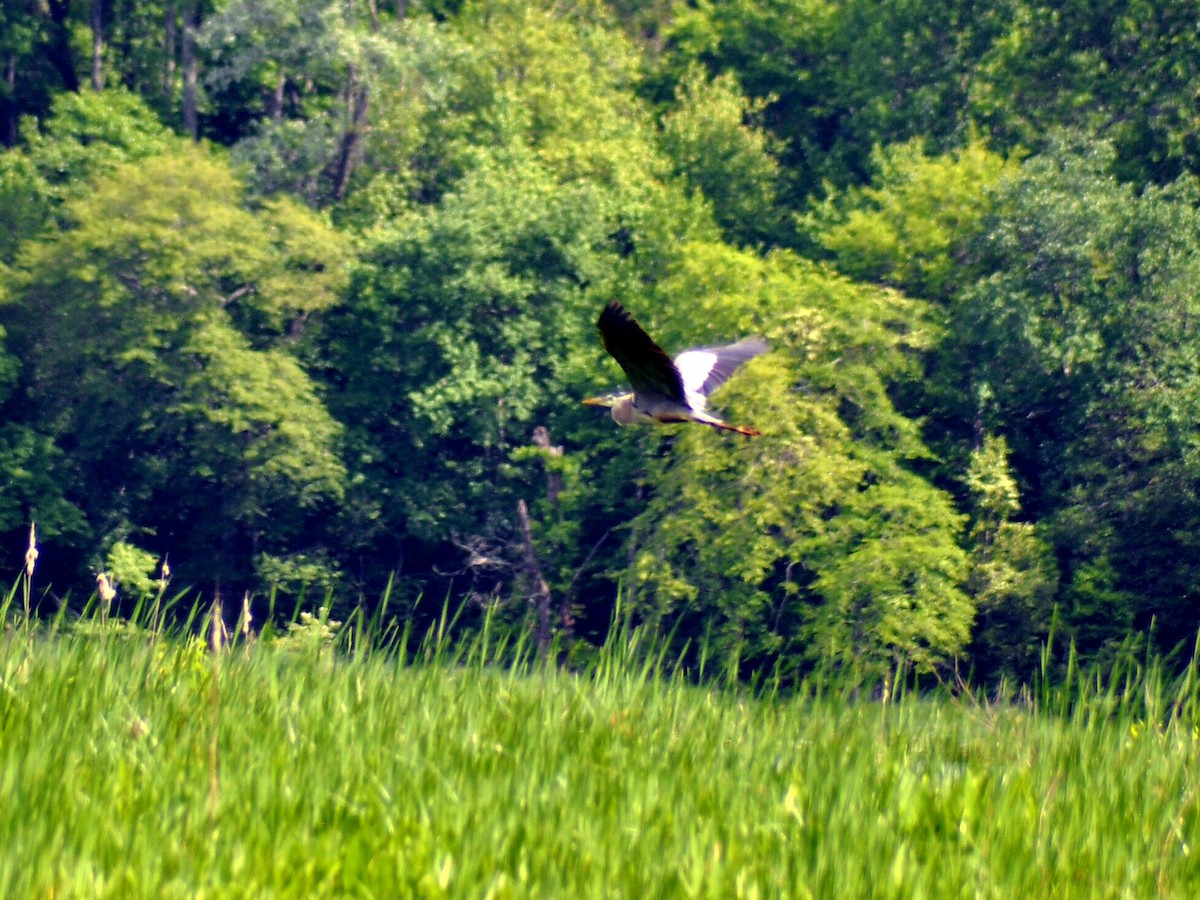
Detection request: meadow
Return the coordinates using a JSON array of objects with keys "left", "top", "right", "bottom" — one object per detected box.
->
[{"left": 2, "top": 596, "right": 1199, "bottom": 898}]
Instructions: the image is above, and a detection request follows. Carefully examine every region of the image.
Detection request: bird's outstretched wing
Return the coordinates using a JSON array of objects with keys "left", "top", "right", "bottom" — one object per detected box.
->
[
  {"left": 675, "top": 338, "right": 770, "bottom": 406},
  {"left": 597, "top": 300, "right": 686, "bottom": 405}
]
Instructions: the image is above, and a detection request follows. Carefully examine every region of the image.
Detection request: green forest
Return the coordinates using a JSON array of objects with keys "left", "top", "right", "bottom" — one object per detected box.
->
[{"left": 4, "top": 0, "right": 1200, "bottom": 685}]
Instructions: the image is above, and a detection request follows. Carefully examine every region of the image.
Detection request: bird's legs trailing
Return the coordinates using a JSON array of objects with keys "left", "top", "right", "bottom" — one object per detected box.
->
[
  {"left": 684, "top": 410, "right": 762, "bottom": 436},
  {"left": 704, "top": 419, "right": 762, "bottom": 437}
]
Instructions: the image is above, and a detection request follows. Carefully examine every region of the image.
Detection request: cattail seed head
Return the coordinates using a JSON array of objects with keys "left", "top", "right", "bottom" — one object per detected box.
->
[
  {"left": 210, "top": 593, "right": 225, "bottom": 654},
  {"left": 24, "top": 522, "right": 38, "bottom": 579},
  {"left": 96, "top": 572, "right": 116, "bottom": 604},
  {"left": 240, "top": 591, "right": 254, "bottom": 641}
]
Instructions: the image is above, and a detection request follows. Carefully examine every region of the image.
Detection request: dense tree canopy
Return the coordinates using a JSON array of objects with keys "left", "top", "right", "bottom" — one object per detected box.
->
[
  {"left": 4, "top": 0, "right": 1200, "bottom": 684},
  {"left": 2, "top": 145, "right": 347, "bottom": 592}
]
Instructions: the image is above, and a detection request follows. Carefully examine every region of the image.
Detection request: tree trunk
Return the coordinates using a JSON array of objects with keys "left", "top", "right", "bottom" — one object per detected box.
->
[
  {"left": 269, "top": 73, "right": 285, "bottom": 122},
  {"left": 181, "top": 1, "right": 200, "bottom": 138},
  {"left": 91, "top": 0, "right": 105, "bottom": 91},
  {"left": 517, "top": 499, "right": 553, "bottom": 660},
  {"left": 45, "top": 0, "right": 80, "bottom": 92},
  {"left": 531, "top": 426, "right": 563, "bottom": 509},
  {"left": 327, "top": 0, "right": 382, "bottom": 200},
  {"left": 330, "top": 76, "right": 369, "bottom": 202},
  {"left": 163, "top": 0, "right": 177, "bottom": 97},
  {"left": 3, "top": 55, "right": 16, "bottom": 146},
  {"left": 530, "top": 426, "right": 575, "bottom": 639}
]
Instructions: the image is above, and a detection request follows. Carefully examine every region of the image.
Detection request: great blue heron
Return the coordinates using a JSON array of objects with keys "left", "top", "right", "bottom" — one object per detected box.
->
[{"left": 583, "top": 300, "right": 768, "bottom": 436}]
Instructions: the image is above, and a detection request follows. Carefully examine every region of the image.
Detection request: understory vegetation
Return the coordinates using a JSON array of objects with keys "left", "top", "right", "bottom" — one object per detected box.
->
[{"left": 5, "top": 1, "right": 1200, "bottom": 685}]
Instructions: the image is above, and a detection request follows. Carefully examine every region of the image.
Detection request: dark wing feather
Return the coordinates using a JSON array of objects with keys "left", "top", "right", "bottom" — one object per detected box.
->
[{"left": 597, "top": 300, "right": 686, "bottom": 405}]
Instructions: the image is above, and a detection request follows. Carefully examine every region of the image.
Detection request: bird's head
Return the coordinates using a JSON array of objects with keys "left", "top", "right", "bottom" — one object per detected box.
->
[
  {"left": 583, "top": 392, "right": 642, "bottom": 426},
  {"left": 581, "top": 393, "right": 624, "bottom": 409}
]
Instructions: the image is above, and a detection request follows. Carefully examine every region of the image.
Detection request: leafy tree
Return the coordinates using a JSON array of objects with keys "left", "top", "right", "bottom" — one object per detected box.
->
[
  {"left": 0, "top": 89, "right": 176, "bottom": 265},
  {"left": 0, "top": 0, "right": 216, "bottom": 140},
  {"left": 200, "top": 0, "right": 488, "bottom": 207},
  {"left": 0, "top": 0, "right": 80, "bottom": 136},
  {"left": 0, "top": 322, "right": 88, "bottom": 545},
  {"left": 320, "top": 1, "right": 708, "bottom": 620},
  {"left": 802, "top": 138, "right": 1020, "bottom": 510},
  {"left": 653, "top": 0, "right": 1019, "bottom": 221},
  {"left": 627, "top": 245, "right": 971, "bottom": 681},
  {"left": 102, "top": 540, "right": 162, "bottom": 605},
  {"left": 804, "top": 138, "right": 1015, "bottom": 302},
  {"left": 821, "top": 0, "right": 1011, "bottom": 160},
  {"left": 0, "top": 4, "right": 39, "bottom": 144},
  {"left": 255, "top": 549, "right": 345, "bottom": 610},
  {"left": 0, "top": 152, "right": 51, "bottom": 266},
  {"left": 447, "top": 0, "right": 666, "bottom": 214},
  {"left": 200, "top": 0, "right": 379, "bottom": 201},
  {"left": 0, "top": 91, "right": 175, "bottom": 552},
  {"left": 970, "top": 0, "right": 1200, "bottom": 184},
  {"left": 324, "top": 144, "right": 683, "bottom": 607},
  {"left": 14, "top": 0, "right": 1200, "bottom": 679},
  {"left": 337, "top": 15, "right": 503, "bottom": 219},
  {"left": 1, "top": 146, "right": 348, "bottom": 595},
  {"left": 654, "top": 0, "right": 839, "bottom": 208},
  {"left": 808, "top": 130, "right": 1200, "bottom": 669},
  {"left": 165, "top": 317, "right": 346, "bottom": 583},
  {"left": 653, "top": 0, "right": 1200, "bottom": 230},
  {"left": 954, "top": 136, "right": 1200, "bottom": 655},
  {"left": 963, "top": 435, "right": 1057, "bottom": 681},
  {"left": 658, "top": 67, "right": 782, "bottom": 247}
]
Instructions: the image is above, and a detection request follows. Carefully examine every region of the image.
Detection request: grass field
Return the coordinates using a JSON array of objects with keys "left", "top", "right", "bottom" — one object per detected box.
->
[{"left": 2, "top": 602, "right": 1200, "bottom": 898}]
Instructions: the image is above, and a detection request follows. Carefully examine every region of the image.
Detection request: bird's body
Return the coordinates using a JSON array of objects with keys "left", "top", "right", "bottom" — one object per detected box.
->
[{"left": 584, "top": 300, "right": 767, "bottom": 436}]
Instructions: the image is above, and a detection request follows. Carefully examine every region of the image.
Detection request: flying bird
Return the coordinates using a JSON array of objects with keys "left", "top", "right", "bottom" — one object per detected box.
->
[{"left": 583, "top": 300, "right": 767, "bottom": 436}]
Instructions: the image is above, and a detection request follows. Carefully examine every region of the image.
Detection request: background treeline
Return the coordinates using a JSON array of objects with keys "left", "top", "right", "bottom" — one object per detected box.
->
[{"left": 4, "top": 0, "right": 1200, "bottom": 685}]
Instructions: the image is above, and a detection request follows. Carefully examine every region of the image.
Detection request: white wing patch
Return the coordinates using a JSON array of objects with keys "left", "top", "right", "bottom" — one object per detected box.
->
[{"left": 674, "top": 350, "right": 720, "bottom": 412}]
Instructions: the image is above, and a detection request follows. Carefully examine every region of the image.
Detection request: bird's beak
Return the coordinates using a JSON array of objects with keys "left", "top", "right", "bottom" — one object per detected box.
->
[{"left": 582, "top": 395, "right": 616, "bottom": 408}]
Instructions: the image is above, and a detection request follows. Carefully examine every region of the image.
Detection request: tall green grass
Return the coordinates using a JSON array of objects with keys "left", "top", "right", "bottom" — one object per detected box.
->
[{"left": 2, "top": 592, "right": 1199, "bottom": 897}]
